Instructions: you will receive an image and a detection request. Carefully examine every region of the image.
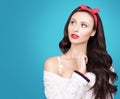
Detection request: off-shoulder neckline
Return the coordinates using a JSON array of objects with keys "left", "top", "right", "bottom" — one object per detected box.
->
[{"left": 44, "top": 70, "right": 70, "bottom": 80}]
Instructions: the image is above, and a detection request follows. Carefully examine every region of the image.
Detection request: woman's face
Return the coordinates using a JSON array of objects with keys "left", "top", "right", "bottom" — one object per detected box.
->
[{"left": 68, "top": 11, "right": 96, "bottom": 45}]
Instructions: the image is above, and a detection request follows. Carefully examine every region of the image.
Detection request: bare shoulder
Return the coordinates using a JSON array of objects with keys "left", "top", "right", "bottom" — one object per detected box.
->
[{"left": 44, "top": 56, "right": 59, "bottom": 74}]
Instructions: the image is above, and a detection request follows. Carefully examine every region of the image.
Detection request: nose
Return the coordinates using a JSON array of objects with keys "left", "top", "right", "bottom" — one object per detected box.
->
[{"left": 73, "top": 25, "right": 79, "bottom": 32}]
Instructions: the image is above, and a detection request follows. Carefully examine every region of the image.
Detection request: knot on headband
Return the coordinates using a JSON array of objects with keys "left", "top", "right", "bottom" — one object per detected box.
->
[{"left": 78, "top": 5, "right": 100, "bottom": 27}]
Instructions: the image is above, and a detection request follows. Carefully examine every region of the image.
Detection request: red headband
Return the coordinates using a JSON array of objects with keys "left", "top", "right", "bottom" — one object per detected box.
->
[{"left": 78, "top": 5, "right": 100, "bottom": 27}]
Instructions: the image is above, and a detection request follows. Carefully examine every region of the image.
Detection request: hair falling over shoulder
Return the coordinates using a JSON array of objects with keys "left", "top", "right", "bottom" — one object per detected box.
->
[
  {"left": 86, "top": 14, "right": 118, "bottom": 99},
  {"left": 59, "top": 6, "right": 118, "bottom": 99}
]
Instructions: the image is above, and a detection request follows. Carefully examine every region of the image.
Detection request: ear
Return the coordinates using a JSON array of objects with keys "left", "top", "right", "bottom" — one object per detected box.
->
[{"left": 91, "top": 30, "right": 96, "bottom": 37}]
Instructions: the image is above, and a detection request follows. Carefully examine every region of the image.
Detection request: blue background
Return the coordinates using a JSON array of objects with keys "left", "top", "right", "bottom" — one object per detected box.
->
[{"left": 0, "top": 0, "right": 119, "bottom": 99}]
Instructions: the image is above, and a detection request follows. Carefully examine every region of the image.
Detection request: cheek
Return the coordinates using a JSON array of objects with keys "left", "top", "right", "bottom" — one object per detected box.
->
[
  {"left": 79, "top": 31, "right": 92, "bottom": 40},
  {"left": 82, "top": 32, "right": 91, "bottom": 37},
  {"left": 81, "top": 27, "right": 93, "bottom": 36},
  {"left": 68, "top": 25, "right": 72, "bottom": 33},
  {"left": 68, "top": 26, "right": 72, "bottom": 37}
]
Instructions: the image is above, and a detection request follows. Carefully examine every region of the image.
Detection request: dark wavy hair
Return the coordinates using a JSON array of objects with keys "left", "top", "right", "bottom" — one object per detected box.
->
[{"left": 59, "top": 5, "right": 118, "bottom": 99}]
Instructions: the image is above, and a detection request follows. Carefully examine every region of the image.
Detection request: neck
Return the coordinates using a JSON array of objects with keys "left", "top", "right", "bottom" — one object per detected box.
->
[{"left": 65, "top": 43, "right": 87, "bottom": 58}]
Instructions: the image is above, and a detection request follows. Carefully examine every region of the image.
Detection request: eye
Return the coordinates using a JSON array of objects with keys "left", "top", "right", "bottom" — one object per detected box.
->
[
  {"left": 81, "top": 23, "right": 87, "bottom": 28},
  {"left": 70, "top": 20, "right": 76, "bottom": 25}
]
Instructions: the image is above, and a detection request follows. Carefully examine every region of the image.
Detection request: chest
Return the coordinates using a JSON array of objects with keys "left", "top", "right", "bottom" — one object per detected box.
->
[{"left": 58, "top": 58, "right": 78, "bottom": 78}]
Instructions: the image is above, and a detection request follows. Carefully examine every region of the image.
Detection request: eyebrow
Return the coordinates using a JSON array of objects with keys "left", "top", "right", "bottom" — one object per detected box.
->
[{"left": 70, "top": 18, "right": 76, "bottom": 21}]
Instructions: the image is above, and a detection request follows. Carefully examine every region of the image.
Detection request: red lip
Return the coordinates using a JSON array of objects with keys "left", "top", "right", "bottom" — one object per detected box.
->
[{"left": 71, "top": 34, "right": 79, "bottom": 39}]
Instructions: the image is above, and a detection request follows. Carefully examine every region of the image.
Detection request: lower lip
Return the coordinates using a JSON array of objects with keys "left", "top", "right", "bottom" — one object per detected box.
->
[{"left": 71, "top": 34, "right": 79, "bottom": 39}]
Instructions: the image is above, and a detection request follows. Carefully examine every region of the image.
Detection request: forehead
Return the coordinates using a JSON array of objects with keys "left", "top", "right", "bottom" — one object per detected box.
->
[{"left": 71, "top": 11, "right": 94, "bottom": 23}]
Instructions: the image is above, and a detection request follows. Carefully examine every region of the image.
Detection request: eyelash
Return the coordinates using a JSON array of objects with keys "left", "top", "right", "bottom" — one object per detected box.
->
[
  {"left": 81, "top": 24, "right": 87, "bottom": 28},
  {"left": 70, "top": 20, "right": 87, "bottom": 28},
  {"left": 70, "top": 20, "right": 76, "bottom": 25}
]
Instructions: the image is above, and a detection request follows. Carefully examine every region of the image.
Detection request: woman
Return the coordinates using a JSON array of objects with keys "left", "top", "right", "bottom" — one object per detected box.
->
[{"left": 44, "top": 4, "right": 117, "bottom": 99}]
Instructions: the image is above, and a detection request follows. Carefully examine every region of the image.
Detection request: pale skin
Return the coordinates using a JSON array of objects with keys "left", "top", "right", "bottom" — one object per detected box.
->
[{"left": 44, "top": 12, "right": 96, "bottom": 78}]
